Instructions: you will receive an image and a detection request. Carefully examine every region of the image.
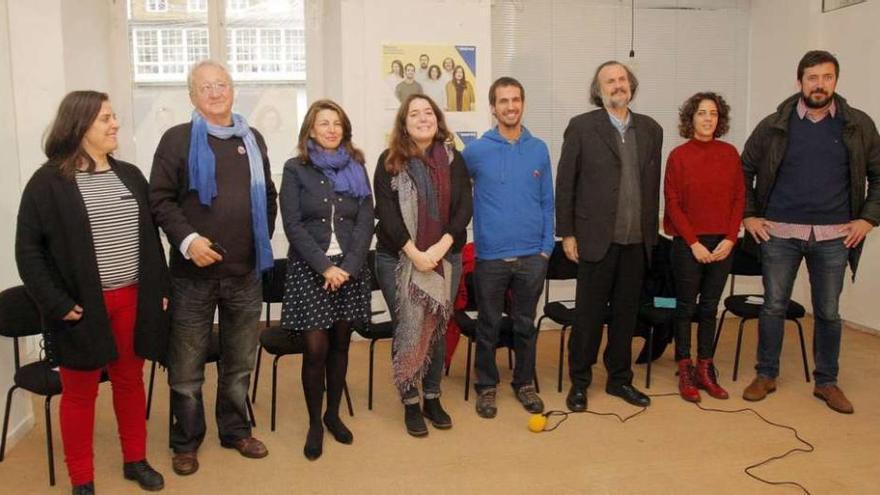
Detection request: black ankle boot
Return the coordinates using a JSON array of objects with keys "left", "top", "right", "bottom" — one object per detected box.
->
[
  {"left": 323, "top": 414, "right": 353, "bottom": 444},
  {"left": 303, "top": 424, "right": 324, "bottom": 460},
  {"left": 123, "top": 460, "right": 164, "bottom": 491},
  {"left": 422, "top": 398, "right": 452, "bottom": 429},
  {"left": 72, "top": 481, "right": 95, "bottom": 495},
  {"left": 404, "top": 403, "right": 428, "bottom": 437}
]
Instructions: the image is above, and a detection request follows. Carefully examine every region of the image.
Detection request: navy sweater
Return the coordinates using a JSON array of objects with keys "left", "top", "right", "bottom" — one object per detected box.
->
[{"left": 765, "top": 112, "right": 850, "bottom": 224}]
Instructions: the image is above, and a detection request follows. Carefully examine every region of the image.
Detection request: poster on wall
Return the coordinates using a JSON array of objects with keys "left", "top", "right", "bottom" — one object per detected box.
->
[{"left": 382, "top": 44, "right": 477, "bottom": 112}]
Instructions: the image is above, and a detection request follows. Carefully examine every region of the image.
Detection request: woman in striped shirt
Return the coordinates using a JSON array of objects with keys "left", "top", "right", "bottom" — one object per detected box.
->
[{"left": 16, "top": 91, "right": 169, "bottom": 495}]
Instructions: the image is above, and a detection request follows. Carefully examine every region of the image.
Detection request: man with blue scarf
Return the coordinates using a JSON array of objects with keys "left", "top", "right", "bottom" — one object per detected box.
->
[{"left": 149, "top": 60, "right": 277, "bottom": 476}]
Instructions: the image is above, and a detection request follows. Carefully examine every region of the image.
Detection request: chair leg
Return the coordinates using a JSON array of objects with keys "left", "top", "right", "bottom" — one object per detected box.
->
[
  {"left": 464, "top": 337, "right": 473, "bottom": 401},
  {"left": 252, "top": 346, "right": 263, "bottom": 404},
  {"left": 733, "top": 318, "right": 747, "bottom": 382},
  {"left": 533, "top": 365, "right": 540, "bottom": 394},
  {"left": 368, "top": 339, "right": 377, "bottom": 410},
  {"left": 245, "top": 395, "right": 256, "bottom": 428},
  {"left": 146, "top": 360, "right": 157, "bottom": 420},
  {"left": 343, "top": 382, "right": 354, "bottom": 417},
  {"left": 1, "top": 385, "right": 19, "bottom": 462},
  {"left": 507, "top": 348, "right": 513, "bottom": 370},
  {"left": 271, "top": 355, "right": 280, "bottom": 432},
  {"left": 557, "top": 326, "right": 568, "bottom": 393},
  {"left": 712, "top": 309, "right": 729, "bottom": 356},
  {"left": 643, "top": 326, "right": 654, "bottom": 389},
  {"left": 793, "top": 319, "right": 811, "bottom": 383},
  {"left": 45, "top": 396, "right": 56, "bottom": 486}
]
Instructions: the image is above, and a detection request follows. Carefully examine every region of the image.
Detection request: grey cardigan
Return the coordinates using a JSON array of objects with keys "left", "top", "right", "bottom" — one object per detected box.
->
[{"left": 280, "top": 157, "right": 374, "bottom": 277}]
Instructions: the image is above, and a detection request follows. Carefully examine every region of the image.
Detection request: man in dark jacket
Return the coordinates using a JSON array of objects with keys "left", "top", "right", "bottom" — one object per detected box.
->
[
  {"left": 741, "top": 50, "right": 880, "bottom": 414},
  {"left": 556, "top": 61, "right": 663, "bottom": 411},
  {"left": 150, "top": 60, "right": 277, "bottom": 474}
]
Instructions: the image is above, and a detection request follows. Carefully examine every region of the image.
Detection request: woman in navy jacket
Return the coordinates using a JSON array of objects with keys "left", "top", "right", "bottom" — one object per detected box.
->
[{"left": 280, "top": 99, "right": 374, "bottom": 461}]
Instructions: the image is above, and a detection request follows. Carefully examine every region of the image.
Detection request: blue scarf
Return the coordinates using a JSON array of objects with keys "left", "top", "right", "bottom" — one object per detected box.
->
[
  {"left": 188, "top": 111, "right": 273, "bottom": 274},
  {"left": 306, "top": 139, "right": 371, "bottom": 199}
]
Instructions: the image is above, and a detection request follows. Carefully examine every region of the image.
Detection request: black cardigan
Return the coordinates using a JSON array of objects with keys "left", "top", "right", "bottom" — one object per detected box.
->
[
  {"left": 16, "top": 159, "right": 170, "bottom": 370},
  {"left": 373, "top": 148, "right": 473, "bottom": 255},
  {"left": 280, "top": 157, "right": 374, "bottom": 276}
]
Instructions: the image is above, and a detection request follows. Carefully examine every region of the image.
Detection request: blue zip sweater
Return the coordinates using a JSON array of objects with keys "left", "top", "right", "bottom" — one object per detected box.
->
[{"left": 462, "top": 126, "right": 555, "bottom": 260}]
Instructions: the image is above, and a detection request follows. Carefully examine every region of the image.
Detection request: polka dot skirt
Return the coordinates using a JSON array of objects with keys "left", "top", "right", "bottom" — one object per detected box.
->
[{"left": 281, "top": 254, "right": 371, "bottom": 334}]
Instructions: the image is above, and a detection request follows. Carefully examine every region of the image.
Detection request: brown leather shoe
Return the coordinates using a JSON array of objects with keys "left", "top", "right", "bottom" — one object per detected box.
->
[
  {"left": 742, "top": 376, "right": 777, "bottom": 401},
  {"left": 171, "top": 451, "right": 199, "bottom": 476},
  {"left": 813, "top": 385, "right": 854, "bottom": 414},
  {"left": 221, "top": 436, "right": 269, "bottom": 458}
]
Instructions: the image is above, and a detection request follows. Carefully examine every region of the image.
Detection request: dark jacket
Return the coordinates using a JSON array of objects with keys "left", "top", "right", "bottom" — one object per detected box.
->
[
  {"left": 555, "top": 108, "right": 664, "bottom": 263},
  {"left": 16, "top": 159, "right": 170, "bottom": 370},
  {"left": 149, "top": 122, "right": 278, "bottom": 279},
  {"left": 280, "top": 157, "right": 374, "bottom": 276},
  {"left": 373, "top": 148, "right": 473, "bottom": 255},
  {"left": 741, "top": 93, "right": 880, "bottom": 275}
]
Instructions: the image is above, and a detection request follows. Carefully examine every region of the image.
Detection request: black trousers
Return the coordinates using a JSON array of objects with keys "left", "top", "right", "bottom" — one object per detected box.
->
[
  {"left": 671, "top": 235, "right": 733, "bottom": 361},
  {"left": 568, "top": 243, "right": 645, "bottom": 389}
]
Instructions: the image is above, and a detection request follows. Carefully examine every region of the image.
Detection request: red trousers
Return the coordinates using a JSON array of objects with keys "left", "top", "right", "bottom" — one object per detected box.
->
[{"left": 59, "top": 285, "right": 146, "bottom": 485}]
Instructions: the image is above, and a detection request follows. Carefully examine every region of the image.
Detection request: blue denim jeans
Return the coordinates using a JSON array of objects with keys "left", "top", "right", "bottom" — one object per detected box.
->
[
  {"left": 167, "top": 273, "right": 262, "bottom": 453},
  {"left": 757, "top": 235, "right": 848, "bottom": 385},
  {"left": 473, "top": 254, "right": 547, "bottom": 392},
  {"left": 375, "top": 250, "right": 462, "bottom": 404}
]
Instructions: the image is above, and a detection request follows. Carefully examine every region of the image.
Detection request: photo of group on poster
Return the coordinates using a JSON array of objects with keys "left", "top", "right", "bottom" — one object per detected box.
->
[{"left": 382, "top": 44, "right": 477, "bottom": 112}]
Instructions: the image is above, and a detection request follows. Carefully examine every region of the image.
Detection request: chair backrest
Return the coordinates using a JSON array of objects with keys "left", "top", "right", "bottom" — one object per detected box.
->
[
  {"left": 641, "top": 236, "right": 676, "bottom": 302},
  {"left": 543, "top": 240, "right": 579, "bottom": 304},
  {"left": 262, "top": 258, "right": 288, "bottom": 305},
  {"left": 0, "top": 285, "right": 43, "bottom": 339},
  {"left": 366, "top": 249, "right": 382, "bottom": 293}
]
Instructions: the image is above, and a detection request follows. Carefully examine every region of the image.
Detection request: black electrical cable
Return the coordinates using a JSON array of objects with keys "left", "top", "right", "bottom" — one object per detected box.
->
[
  {"left": 537, "top": 392, "right": 814, "bottom": 494},
  {"left": 629, "top": 0, "right": 635, "bottom": 58}
]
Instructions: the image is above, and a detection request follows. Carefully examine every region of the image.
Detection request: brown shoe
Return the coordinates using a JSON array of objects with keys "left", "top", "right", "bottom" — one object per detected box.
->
[
  {"left": 221, "top": 436, "right": 269, "bottom": 458},
  {"left": 171, "top": 451, "right": 199, "bottom": 476},
  {"left": 742, "top": 376, "right": 777, "bottom": 401},
  {"left": 813, "top": 385, "right": 854, "bottom": 414}
]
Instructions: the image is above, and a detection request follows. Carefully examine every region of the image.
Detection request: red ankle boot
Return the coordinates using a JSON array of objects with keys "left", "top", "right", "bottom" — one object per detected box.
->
[
  {"left": 696, "top": 358, "right": 729, "bottom": 399},
  {"left": 677, "top": 359, "right": 700, "bottom": 403}
]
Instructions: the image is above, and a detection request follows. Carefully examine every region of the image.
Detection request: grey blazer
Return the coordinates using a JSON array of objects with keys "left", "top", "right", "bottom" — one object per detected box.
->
[
  {"left": 555, "top": 108, "right": 663, "bottom": 263},
  {"left": 280, "top": 157, "right": 374, "bottom": 277}
]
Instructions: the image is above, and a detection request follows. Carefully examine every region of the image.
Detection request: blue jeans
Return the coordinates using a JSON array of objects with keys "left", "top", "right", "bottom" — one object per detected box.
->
[
  {"left": 757, "top": 235, "right": 848, "bottom": 385},
  {"left": 167, "top": 273, "right": 262, "bottom": 453},
  {"left": 375, "top": 250, "right": 462, "bottom": 404},
  {"left": 474, "top": 254, "right": 547, "bottom": 392}
]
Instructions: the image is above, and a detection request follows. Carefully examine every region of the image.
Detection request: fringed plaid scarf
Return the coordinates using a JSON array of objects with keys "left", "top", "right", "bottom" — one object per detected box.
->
[{"left": 391, "top": 143, "right": 453, "bottom": 392}]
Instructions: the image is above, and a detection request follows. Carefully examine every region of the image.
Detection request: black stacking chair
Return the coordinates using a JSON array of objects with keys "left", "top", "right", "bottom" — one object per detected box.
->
[
  {"left": 453, "top": 272, "right": 540, "bottom": 401},
  {"left": 0, "top": 286, "right": 61, "bottom": 486},
  {"left": 251, "top": 258, "right": 353, "bottom": 431},
  {"left": 712, "top": 239, "right": 810, "bottom": 382},
  {"left": 535, "top": 241, "right": 579, "bottom": 392},
  {"left": 353, "top": 250, "right": 394, "bottom": 410}
]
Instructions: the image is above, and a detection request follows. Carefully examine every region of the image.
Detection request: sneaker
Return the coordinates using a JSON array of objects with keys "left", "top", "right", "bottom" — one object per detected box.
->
[
  {"left": 514, "top": 384, "right": 545, "bottom": 414},
  {"left": 123, "top": 460, "right": 165, "bottom": 491},
  {"left": 404, "top": 403, "right": 428, "bottom": 437},
  {"left": 422, "top": 398, "right": 452, "bottom": 429},
  {"left": 475, "top": 388, "right": 498, "bottom": 418}
]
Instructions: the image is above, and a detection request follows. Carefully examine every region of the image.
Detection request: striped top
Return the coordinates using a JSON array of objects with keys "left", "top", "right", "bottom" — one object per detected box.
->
[{"left": 75, "top": 170, "right": 140, "bottom": 289}]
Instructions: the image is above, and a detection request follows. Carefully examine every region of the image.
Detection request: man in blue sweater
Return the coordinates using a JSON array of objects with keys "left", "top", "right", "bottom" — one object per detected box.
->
[
  {"left": 741, "top": 51, "right": 880, "bottom": 414},
  {"left": 462, "top": 77, "right": 554, "bottom": 418}
]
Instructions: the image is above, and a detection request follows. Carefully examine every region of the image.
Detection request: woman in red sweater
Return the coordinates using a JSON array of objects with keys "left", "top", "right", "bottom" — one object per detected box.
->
[{"left": 663, "top": 92, "right": 744, "bottom": 402}]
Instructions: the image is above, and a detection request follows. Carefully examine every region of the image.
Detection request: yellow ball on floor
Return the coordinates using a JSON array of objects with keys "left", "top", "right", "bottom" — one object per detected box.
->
[{"left": 528, "top": 414, "right": 547, "bottom": 433}]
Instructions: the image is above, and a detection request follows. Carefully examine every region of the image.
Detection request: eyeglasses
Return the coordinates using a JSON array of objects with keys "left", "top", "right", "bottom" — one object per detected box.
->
[{"left": 196, "top": 82, "right": 230, "bottom": 95}]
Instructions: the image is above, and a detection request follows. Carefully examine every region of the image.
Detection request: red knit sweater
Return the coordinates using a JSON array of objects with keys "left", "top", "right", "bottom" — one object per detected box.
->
[{"left": 663, "top": 139, "right": 745, "bottom": 245}]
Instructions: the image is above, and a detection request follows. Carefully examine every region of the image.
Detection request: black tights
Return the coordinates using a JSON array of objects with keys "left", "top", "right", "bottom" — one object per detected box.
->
[{"left": 301, "top": 321, "right": 352, "bottom": 427}]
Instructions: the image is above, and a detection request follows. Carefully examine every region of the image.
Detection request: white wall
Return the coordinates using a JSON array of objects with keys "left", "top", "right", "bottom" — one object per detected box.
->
[
  {"left": 749, "top": 0, "right": 880, "bottom": 331},
  {"left": 308, "top": 0, "right": 493, "bottom": 175}
]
